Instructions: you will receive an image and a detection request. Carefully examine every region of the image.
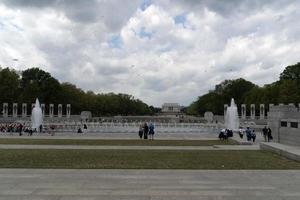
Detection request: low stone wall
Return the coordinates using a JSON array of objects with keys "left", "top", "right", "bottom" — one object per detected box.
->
[{"left": 260, "top": 142, "right": 300, "bottom": 162}]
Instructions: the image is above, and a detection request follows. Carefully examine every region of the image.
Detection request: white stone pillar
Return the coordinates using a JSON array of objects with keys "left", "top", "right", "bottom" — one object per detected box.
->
[
  {"left": 3, "top": 103, "right": 8, "bottom": 118},
  {"left": 279, "top": 103, "right": 284, "bottom": 106},
  {"left": 49, "top": 104, "right": 54, "bottom": 118},
  {"left": 259, "top": 104, "right": 265, "bottom": 119},
  {"left": 66, "top": 104, "right": 71, "bottom": 118},
  {"left": 58, "top": 104, "right": 62, "bottom": 118},
  {"left": 22, "top": 103, "right": 27, "bottom": 117},
  {"left": 241, "top": 104, "right": 246, "bottom": 119},
  {"left": 288, "top": 103, "right": 294, "bottom": 106},
  {"left": 250, "top": 104, "right": 255, "bottom": 119},
  {"left": 224, "top": 104, "right": 228, "bottom": 117},
  {"left": 12, "top": 103, "right": 18, "bottom": 117},
  {"left": 41, "top": 104, "right": 45, "bottom": 116}
]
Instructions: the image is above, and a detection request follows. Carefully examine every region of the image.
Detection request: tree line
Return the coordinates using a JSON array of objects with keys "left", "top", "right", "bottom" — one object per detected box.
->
[
  {"left": 187, "top": 63, "right": 300, "bottom": 116},
  {"left": 0, "top": 67, "right": 155, "bottom": 116}
]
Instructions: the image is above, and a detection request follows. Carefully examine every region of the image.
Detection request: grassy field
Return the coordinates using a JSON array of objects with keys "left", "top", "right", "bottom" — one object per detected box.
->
[
  {"left": 0, "top": 138, "right": 238, "bottom": 146},
  {"left": 0, "top": 149, "right": 299, "bottom": 169}
]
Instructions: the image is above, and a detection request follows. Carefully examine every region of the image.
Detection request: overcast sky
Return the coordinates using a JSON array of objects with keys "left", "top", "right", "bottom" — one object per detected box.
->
[{"left": 0, "top": 0, "right": 299, "bottom": 106}]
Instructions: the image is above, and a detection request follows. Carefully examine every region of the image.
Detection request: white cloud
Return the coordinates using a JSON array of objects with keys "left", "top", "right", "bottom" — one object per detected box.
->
[{"left": 0, "top": 0, "right": 300, "bottom": 107}]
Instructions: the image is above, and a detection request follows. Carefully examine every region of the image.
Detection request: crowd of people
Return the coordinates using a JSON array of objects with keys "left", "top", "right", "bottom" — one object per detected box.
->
[
  {"left": 219, "top": 126, "right": 273, "bottom": 143},
  {"left": 0, "top": 123, "right": 44, "bottom": 136},
  {"left": 138, "top": 122, "right": 155, "bottom": 140},
  {"left": 238, "top": 126, "right": 272, "bottom": 142},
  {"left": 218, "top": 129, "right": 233, "bottom": 140}
]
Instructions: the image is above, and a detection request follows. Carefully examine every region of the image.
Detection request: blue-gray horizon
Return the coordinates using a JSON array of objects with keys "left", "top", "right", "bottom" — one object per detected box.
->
[{"left": 0, "top": 0, "right": 299, "bottom": 107}]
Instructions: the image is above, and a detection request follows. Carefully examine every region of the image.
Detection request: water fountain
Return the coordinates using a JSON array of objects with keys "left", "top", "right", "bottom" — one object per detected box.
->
[
  {"left": 225, "top": 98, "right": 239, "bottom": 130},
  {"left": 31, "top": 98, "right": 43, "bottom": 131}
]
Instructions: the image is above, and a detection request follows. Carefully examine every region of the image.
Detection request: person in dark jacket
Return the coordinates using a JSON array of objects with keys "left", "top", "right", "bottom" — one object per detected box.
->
[
  {"left": 262, "top": 126, "right": 268, "bottom": 142},
  {"left": 143, "top": 123, "right": 148, "bottom": 139},
  {"left": 267, "top": 127, "right": 273, "bottom": 142},
  {"left": 138, "top": 124, "right": 143, "bottom": 139}
]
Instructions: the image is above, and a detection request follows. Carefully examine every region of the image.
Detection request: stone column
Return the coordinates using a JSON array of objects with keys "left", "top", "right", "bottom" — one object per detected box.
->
[
  {"left": 3, "top": 103, "right": 8, "bottom": 118},
  {"left": 49, "top": 104, "right": 54, "bottom": 118},
  {"left": 241, "top": 104, "right": 246, "bottom": 119},
  {"left": 58, "top": 104, "right": 62, "bottom": 118},
  {"left": 250, "top": 104, "right": 255, "bottom": 119},
  {"left": 41, "top": 104, "right": 45, "bottom": 116},
  {"left": 22, "top": 103, "right": 27, "bottom": 117},
  {"left": 260, "top": 104, "right": 265, "bottom": 119},
  {"left": 224, "top": 104, "right": 228, "bottom": 117},
  {"left": 279, "top": 103, "right": 284, "bottom": 106},
  {"left": 269, "top": 104, "right": 274, "bottom": 112},
  {"left": 12, "top": 103, "right": 18, "bottom": 118},
  {"left": 66, "top": 104, "right": 71, "bottom": 118},
  {"left": 288, "top": 103, "right": 294, "bottom": 106}
]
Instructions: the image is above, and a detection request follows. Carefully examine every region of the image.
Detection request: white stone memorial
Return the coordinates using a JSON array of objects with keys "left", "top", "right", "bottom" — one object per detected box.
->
[
  {"left": 58, "top": 104, "right": 62, "bottom": 118},
  {"left": 224, "top": 104, "right": 228, "bottom": 117},
  {"left": 241, "top": 104, "right": 246, "bottom": 119},
  {"left": 49, "top": 104, "right": 54, "bottom": 118},
  {"left": 260, "top": 104, "right": 265, "bottom": 119},
  {"left": 22, "top": 103, "right": 27, "bottom": 117},
  {"left": 204, "top": 112, "right": 214, "bottom": 123},
  {"left": 13, "top": 103, "right": 18, "bottom": 117},
  {"left": 41, "top": 104, "right": 45, "bottom": 116},
  {"left": 250, "top": 104, "right": 255, "bottom": 119},
  {"left": 66, "top": 104, "right": 71, "bottom": 118},
  {"left": 3, "top": 103, "right": 8, "bottom": 118}
]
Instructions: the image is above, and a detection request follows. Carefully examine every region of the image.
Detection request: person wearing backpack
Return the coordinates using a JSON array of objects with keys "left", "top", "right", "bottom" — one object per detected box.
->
[{"left": 148, "top": 123, "right": 155, "bottom": 140}]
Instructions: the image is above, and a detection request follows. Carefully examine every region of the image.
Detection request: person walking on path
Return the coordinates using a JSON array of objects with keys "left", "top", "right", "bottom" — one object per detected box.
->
[
  {"left": 245, "top": 127, "right": 252, "bottom": 141},
  {"left": 251, "top": 129, "right": 256, "bottom": 142},
  {"left": 143, "top": 122, "right": 148, "bottom": 140},
  {"left": 262, "top": 126, "right": 268, "bottom": 142},
  {"left": 148, "top": 123, "right": 155, "bottom": 140},
  {"left": 267, "top": 127, "right": 273, "bottom": 142},
  {"left": 138, "top": 124, "right": 143, "bottom": 139}
]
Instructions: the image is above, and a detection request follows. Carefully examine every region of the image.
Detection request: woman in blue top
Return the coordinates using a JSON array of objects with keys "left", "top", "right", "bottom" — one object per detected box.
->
[{"left": 148, "top": 123, "right": 155, "bottom": 140}]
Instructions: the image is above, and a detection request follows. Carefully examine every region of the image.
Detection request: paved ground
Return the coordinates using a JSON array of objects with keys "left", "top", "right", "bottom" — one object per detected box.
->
[
  {"left": 0, "top": 169, "right": 299, "bottom": 200},
  {"left": 0, "top": 131, "right": 265, "bottom": 143}
]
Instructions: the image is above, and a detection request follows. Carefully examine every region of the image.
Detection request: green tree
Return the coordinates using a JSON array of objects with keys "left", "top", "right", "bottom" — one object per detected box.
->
[
  {"left": 280, "top": 62, "right": 300, "bottom": 88},
  {"left": 278, "top": 80, "right": 299, "bottom": 104},
  {"left": 0, "top": 68, "right": 20, "bottom": 103},
  {"left": 20, "top": 68, "right": 62, "bottom": 104}
]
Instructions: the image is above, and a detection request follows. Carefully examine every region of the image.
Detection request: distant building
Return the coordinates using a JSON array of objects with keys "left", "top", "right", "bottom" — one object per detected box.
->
[{"left": 161, "top": 103, "right": 181, "bottom": 114}]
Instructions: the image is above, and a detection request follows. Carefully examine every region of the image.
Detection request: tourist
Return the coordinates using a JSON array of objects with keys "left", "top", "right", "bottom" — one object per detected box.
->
[
  {"left": 49, "top": 125, "right": 55, "bottom": 136},
  {"left": 245, "top": 127, "right": 252, "bottom": 141},
  {"left": 39, "top": 124, "right": 43, "bottom": 133},
  {"left": 18, "top": 123, "right": 23, "bottom": 136},
  {"left": 138, "top": 124, "right": 143, "bottom": 139},
  {"left": 218, "top": 129, "right": 226, "bottom": 140},
  {"left": 238, "top": 127, "right": 244, "bottom": 139},
  {"left": 83, "top": 124, "right": 88, "bottom": 134},
  {"left": 149, "top": 123, "right": 155, "bottom": 140},
  {"left": 251, "top": 129, "right": 256, "bottom": 142},
  {"left": 267, "top": 127, "right": 273, "bottom": 142},
  {"left": 262, "top": 126, "right": 268, "bottom": 142},
  {"left": 143, "top": 122, "right": 148, "bottom": 139}
]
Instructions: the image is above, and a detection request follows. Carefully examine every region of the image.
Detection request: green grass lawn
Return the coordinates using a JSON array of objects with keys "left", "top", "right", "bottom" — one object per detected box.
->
[
  {"left": 0, "top": 138, "right": 238, "bottom": 146},
  {"left": 0, "top": 149, "right": 299, "bottom": 169}
]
